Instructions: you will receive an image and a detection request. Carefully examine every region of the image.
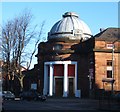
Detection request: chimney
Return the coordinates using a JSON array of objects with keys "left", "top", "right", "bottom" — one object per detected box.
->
[{"left": 100, "top": 28, "right": 105, "bottom": 32}]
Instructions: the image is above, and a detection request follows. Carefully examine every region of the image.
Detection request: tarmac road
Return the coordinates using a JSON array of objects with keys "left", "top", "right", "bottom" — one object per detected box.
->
[{"left": 2, "top": 97, "right": 120, "bottom": 112}]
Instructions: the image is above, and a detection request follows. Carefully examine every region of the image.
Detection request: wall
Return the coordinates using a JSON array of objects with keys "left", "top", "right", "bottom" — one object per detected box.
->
[{"left": 94, "top": 40, "right": 120, "bottom": 92}]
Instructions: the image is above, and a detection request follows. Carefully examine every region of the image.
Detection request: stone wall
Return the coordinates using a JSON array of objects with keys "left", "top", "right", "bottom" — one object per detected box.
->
[{"left": 94, "top": 40, "right": 120, "bottom": 92}]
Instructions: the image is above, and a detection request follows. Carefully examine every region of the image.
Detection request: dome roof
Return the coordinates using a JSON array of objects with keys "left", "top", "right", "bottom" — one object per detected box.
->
[{"left": 48, "top": 12, "right": 92, "bottom": 41}]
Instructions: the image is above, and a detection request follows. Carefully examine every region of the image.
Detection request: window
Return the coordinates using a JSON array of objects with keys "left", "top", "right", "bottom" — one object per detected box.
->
[
  {"left": 107, "top": 70, "right": 112, "bottom": 78},
  {"left": 53, "top": 44, "right": 63, "bottom": 50},
  {"left": 106, "top": 60, "right": 112, "bottom": 78},
  {"left": 107, "top": 60, "right": 112, "bottom": 66}
]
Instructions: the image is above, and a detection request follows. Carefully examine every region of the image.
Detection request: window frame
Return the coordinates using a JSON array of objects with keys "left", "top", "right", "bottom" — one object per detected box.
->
[{"left": 107, "top": 70, "right": 112, "bottom": 78}]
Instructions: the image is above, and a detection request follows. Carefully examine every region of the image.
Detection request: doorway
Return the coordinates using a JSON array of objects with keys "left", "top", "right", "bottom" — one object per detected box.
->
[
  {"left": 55, "top": 78, "right": 63, "bottom": 97},
  {"left": 68, "top": 78, "right": 74, "bottom": 97}
]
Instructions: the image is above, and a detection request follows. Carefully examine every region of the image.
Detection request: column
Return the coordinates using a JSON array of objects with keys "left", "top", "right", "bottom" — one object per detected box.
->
[
  {"left": 43, "top": 64, "right": 48, "bottom": 95},
  {"left": 49, "top": 64, "right": 54, "bottom": 96},
  {"left": 75, "top": 63, "right": 77, "bottom": 93},
  {"left": 74, "top": 63, "right": 80, "bottom": 98},
  {"left": 63, "top": 64, "right": 68, "bottom": 97}
]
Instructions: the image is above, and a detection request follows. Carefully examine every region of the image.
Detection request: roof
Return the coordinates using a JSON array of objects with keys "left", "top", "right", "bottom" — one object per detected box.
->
[
  {"left": 48, "top": 12, "right": 92, "bottom": 41},
  {"left": 94, "top": 28, "right": 120, "bottom": 42}
]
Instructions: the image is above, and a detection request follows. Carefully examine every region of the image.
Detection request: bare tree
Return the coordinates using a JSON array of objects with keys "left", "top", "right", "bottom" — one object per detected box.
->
[
  {"left": 2, "top": 21, "right": 14, "bottom": 91},
  {"left": 26, "top": 21, "right": 45, "bottom": 69},
  {"left": 2, "top": 9, "right": 45, "bottom": 92}
]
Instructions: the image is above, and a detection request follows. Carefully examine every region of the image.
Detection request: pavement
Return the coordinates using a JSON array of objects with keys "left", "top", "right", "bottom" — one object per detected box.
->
[
  {"left": 47, "top": 97, "right": 120, "bottom": 111},
  {"left": 2, "top": 97, "right": 120, "bottom": 112}
]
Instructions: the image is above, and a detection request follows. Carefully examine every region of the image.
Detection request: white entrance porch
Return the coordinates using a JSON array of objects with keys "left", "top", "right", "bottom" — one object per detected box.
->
[{"left": 43, "top": 61, "right": 79, "bottom": 97}]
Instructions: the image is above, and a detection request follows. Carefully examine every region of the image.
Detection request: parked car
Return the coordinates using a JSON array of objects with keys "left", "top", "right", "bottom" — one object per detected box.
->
[
  {"left": 2, "top": 91, "right": 15, "bottom": 100},
  {"left": 0, "top": 92, "right": 3, "bottom": 111},
  {"left": 19, "top": 90, "right": 46, "bottom": 101}
]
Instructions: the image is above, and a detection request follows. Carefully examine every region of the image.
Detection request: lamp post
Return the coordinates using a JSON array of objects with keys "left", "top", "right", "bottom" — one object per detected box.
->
[
  {"left": 111, "top": 44, "right": 115, "bottom": 95},
  {"left": 110, "top": 38, "right": 120, "bottom": 95},
  {"left": 111, "top": 44, "right": 114, "bottom": 93},
  {"left": 111, "top": 37, "right": 119, "bottom": 95}
]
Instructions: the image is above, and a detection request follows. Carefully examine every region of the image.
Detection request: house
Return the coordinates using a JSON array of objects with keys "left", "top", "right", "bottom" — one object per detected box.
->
[{"left": 94, "top": 28, "right": 120, "bottom": 93}]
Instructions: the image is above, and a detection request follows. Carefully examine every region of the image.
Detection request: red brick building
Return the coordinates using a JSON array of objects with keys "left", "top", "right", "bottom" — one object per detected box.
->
[
  {"left": 94, "top": 28, "right": 120, "bottom": 92},
  {"left": 36, "top": 12, "right": 120, "bottom": 98}
]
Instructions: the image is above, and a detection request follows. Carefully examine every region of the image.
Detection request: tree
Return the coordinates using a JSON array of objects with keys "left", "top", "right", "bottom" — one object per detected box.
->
[{"left": 2, "top": 9, "right": 45, "bottom": 92}]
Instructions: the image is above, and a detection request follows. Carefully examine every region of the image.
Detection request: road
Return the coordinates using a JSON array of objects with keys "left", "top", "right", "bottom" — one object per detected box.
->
[{"left": 2, "top": 98, "right": 120, "bottom": 112}]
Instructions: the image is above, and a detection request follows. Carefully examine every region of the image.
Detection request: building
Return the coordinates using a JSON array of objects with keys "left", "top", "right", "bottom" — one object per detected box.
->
[
  {"left": 35, "top": 12, "right": 120, "bottom": 98},
  {"left": 94, "top": 28, "right": 120, "bottom": 93}
]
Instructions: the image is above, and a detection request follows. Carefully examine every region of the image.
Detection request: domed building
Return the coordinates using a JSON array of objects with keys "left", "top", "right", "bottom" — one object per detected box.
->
[
  {"left": 48, "top": 12, "right": 92, "bottom": 41},
  {"left": 35, "top": 12, "right": 120, "bottom": 98},
  {"left": 36, "top": 12, "right": 93, "bottom": 98}
]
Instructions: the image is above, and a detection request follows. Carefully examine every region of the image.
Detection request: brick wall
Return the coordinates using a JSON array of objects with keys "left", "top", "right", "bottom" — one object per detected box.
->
[{"left": 94, "top": 40, "right": 120, "bottom": 91}]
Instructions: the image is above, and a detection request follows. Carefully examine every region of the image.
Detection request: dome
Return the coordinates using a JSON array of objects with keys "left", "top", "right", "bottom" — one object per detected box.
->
[{"left": 48, "top": 12, "right": 92, "bottom": 41}]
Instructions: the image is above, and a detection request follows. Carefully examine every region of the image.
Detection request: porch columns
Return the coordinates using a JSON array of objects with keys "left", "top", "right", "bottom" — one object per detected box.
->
[
  {"left": 49, "top": 64, "right": 54, "bottom": 96},
  {"left": 63, "top": 64, "right": 68, "bottom": 97},
  {"left": 43, "top": 65, "right": 48, "bottom": 95}
]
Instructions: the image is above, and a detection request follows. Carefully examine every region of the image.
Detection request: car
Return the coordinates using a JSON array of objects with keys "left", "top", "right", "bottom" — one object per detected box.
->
[
  {"left": 19, "top": 90, "right": 46, "bottom": 101},
  {"left": 0, "top": 92, "right": 3, "bottom": 111},
  {"left": 2, "top": 91, "right": 15, "bottom": 100}
]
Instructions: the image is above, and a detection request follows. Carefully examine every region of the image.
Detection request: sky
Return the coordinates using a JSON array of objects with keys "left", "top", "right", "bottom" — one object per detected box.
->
[{"left": 1, "top": 1, "right": 119, "bottom": 69}]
